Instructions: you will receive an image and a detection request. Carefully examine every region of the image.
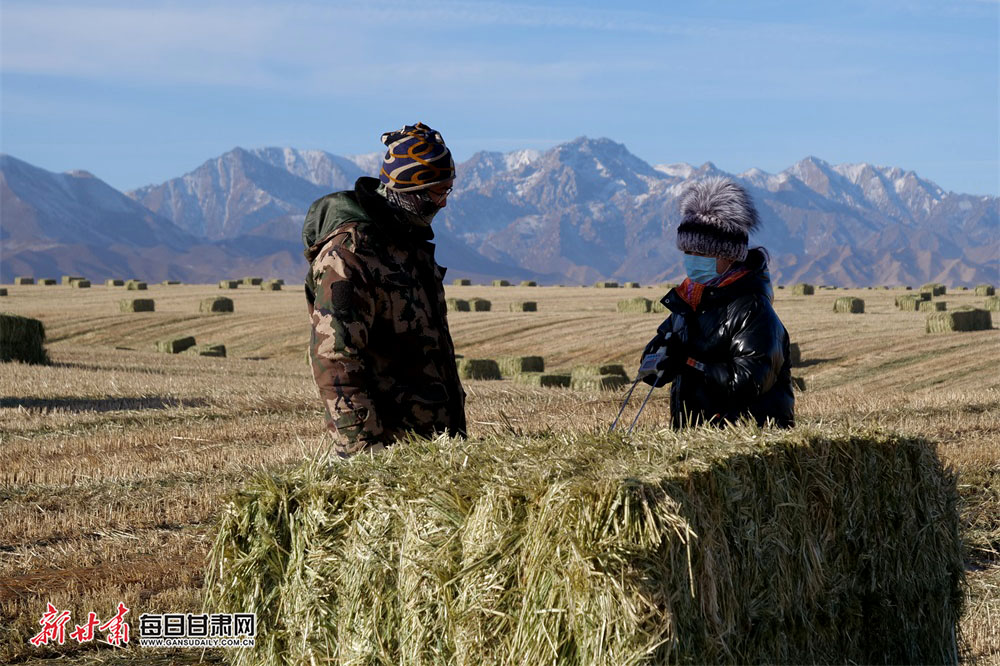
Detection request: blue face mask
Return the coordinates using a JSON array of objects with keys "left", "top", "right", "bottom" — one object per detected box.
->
[{"left": 683, "top": 254, "right": 719, "bottom": 284}]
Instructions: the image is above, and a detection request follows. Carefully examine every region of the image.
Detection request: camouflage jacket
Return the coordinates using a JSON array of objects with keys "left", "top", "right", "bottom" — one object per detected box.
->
[{"left": 303, "top": 177, "right": 467, "bottom": 456}]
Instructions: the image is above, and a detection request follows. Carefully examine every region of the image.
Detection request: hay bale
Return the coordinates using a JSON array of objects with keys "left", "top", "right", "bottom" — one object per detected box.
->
[
  {"left": 789, "top": 342, "right": 801, "bottom": 366},
  {"left": 985, "top": 295, "right": 1000, "bottom": 312},
  {"left": 926, "top": 306, "right": 991, "bottom": 333},
  {"left": 71, "top": 279, "right": 91, "bottom": 288},
  {"left": 187, "top": 343, "right": 227, "bottom": 358},
  {"left": 792, "top": 283, "right": 814, "bottom": 295},
  {"left": 498, "top": 356, "right": 544, "bottom": 376},
  {"left": 206, "top": 427, "right": 962, "bottom": 666},
  {"left": 272, "top": 279, "right": 285, "bottom": 286},
  {"left": 0, "top": 288, "right": 6, "bottom": 296},
  {"left": 457, "top": 358, "right": 501, "bottom": 380},
  {"left": 39, "top": 279, "right": 57, "bottom": 286},
  {"left": 61, "top": 275, "right": 84, "bottom": 285},
  {"left": 571, "top": 373, "right": 628, "bottom": 391},
  {"left": 219, "top": 280, "right": 240, "bottom": 289},
  {"left": 594, "top": 281, "right": 619, "bottom": 288},
  {"left": 833, "top": 297, "right": 864, "bottom": 313},
  {"left": 126, "top": 280, "right": 147, "bottom": 290},
  {"left": 14, "top": 277, "right": 34, "bottom": 285},
  {"left": 919, "top": 300, "right": 946, "bottom": 312},
  {"left": 509, "top": 301, "right": 537, "bottom": 312},
  {"left": 200, "top": 297, "right": 234, "bottom": 313},
  {"left": 617, "top": 297, "right": 652, "bottom": 313},
  {"left": 519, "top": 280, "right": 537, "bottom": 287},
  {"left": 468, "top": 298, "right": 492, "bottom": 312},
  {"left": 956, "top": 286, "right": 968, "bottom": 291},
  {"left": 624, "top": 281, "right": 641, "bottom": 288},
  {"left": 0, "top": 313, "right": 48, "bottom": 364},
  {"left": 155, "top": 336, "right": 196, "bottom": 353},
  {"left": 921, "top": 283, "right": 946, "bottom": 296},
  {"left": 975, "top": 284, "right": 995, "bottom": 296},
  {"left": 571, "top": 364, "right": 628, "bottom": 380},
  {"left": 452, "top": 278, "right": 472, "bottom": 286},
  {"left": 242, "top": 277, "right": 263, "bottom": 286},
  {"left": 491, "top": 279, "right": 510, "bottom": 287},
  {"left": 896, "top": 295, "right": 922, "bottom": 311},
  {"left": 105, "top": 279, "right": 125, "bottom": 287},
  {"left": 513, "top": 372, "right": 571, "bottom": 388},
  {"left": 651, "top": 300, "right": 668, "bottom": 314},
  {"left": 261, "top": 281, "right": 282, "bottom": 291},
  {"left": 119, "top": 298, "right": 155, "bottom": 313},
  {"left": 161, "top": 280, "right": 181, "bottom": 285},
  {"left": 447, "top": 298, "right": 470, "bottom": 312}
]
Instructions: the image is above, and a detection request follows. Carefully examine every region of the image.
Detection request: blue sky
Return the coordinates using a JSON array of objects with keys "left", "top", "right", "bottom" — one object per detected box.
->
[{"left": 2, "top": 0, "right": 997, "bottom": 194}]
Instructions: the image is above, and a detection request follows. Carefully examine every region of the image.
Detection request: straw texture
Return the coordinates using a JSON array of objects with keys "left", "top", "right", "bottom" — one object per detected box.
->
[
  {"left": 985, "top": 295, "right": 1000, "bottom": 312},
  {"left": 570, "top": 373, "right": 628, "bottom": 391},
  {"left": 0, "top": 313, "right": 48, "bottom": 364},
  {"left": 498, "top": 356, "right": 544, "bottom": 376},
  {"left": 618, "top": 297, "right": 652, "bottom": 314},
  {"left": 512, "top": 372, "right": 571, "bottom": 388},
  {"left": 925, "top": 307, "right": 992, "bottom": 334},
  {"left": 920, "top": 300, "right": 946, "bottom": 312}
]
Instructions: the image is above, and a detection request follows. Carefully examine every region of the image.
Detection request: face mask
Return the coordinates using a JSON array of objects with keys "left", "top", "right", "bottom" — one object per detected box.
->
[{"left": 683, "top": 254, "right": 719, "bottom": 284}]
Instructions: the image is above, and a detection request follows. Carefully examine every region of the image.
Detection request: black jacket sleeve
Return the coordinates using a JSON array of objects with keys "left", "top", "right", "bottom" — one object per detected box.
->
[{"left": 700, "top": 295, "right": 785, "bottom": 403}]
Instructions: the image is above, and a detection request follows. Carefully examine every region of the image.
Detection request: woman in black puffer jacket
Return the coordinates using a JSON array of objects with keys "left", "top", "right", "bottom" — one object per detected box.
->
[{"left": 642, "top": 178, "right": 794, "bottom": 428}]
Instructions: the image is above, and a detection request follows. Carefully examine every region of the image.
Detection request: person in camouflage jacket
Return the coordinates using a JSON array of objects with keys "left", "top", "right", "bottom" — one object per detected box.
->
[{"left": 303, "top": 123, "right": 466, "bottom": 457}]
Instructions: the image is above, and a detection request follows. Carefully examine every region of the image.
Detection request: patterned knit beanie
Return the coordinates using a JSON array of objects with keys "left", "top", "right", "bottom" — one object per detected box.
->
[
  {"left": 676, "top": 177, "right": 760, "bottom": 262},
  {"left": 379, "top": 122, "right": 455, "bottom": 192}
]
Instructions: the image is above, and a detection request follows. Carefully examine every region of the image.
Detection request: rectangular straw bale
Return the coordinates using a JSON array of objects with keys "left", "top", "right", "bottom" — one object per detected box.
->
[
  {"left": 570, "top": 373, "right": 628, "bottom": 390},
  {"left": 571, "top": 364, "right": 628, "bottom": 380},
  {"left": 39, "top": 279, "right": 56, "bottom": 285},
  {"left": 921, "top": 282, "right": 946, "bottom": 296},
  {"left": 513, "top": 372, "right": 571, "bottom": 388},
  {"left": 206, "top": 427, "right": 962, "bottom": 666},
  {"left": 651, "top": 299, "right": 668, "bottom": 313},
  {"left": 975, "top": 284, "right": 995, "bottom": 296},
  {"left": 61, "top": 275, "right": 84, "bottom": 285},
  {"left": 201, "top": 297, "right": 234, "bottom": 313},
  {"left": 447, "top": 298, "right": 470, "bottom": 312},
  {"left": 0, "top": 313, "right": 48, "bottom": 364},
  {"left": 896, "top": 295, "right": 921, "bottom": 311},
  {"left": 519, "top": 280, "right": 537, "bottom": 287},
  {"left": 261, "top": 281, "right": 282, "bottom": 291},
  {"left": 71, "top": 279, "right": 91, "bottom": 288},
  {"left": 956, "top": 286, "right": 968, "bottom": 291},
  {"left": 452, "top": 278, "right": 472, "bottom": 286},
  {"left": 155, "top": 336, "right": 196, "bottom": 353},
  {"left": 14, "top": 277, "right": 34, "bottom": 285},
  {"left": 187, "top": 343, "right": 227, "bottom": 357},
  {"left": 789, "top": 342, "right": 801, "bottom": 366},
  {"left": 617, "top": 297, "right": 652, "bottom": 313},
  {"left": 594, "top": 281, "right": 619, "bottom": 288},
  {"left": 833, "top": 296, "right": 864, "bottom": 313},
  {"left": 491, "top": 279, "right": 511, "bottom": 287},
  {"left": 105, "top": 279, "right": 125, "bottom": 286},
  {"left": 792, "top": 283, "right": 814, "bottom": 295},
  {"left": 498, "top": 355, "right": 545, "bottom": 376},
  {"left": 161, "top": 280, "right": 181, "bottom": 285},
  {"left": 919, "top": 300, "right": 946, "bottom": 312},
  {"left": 272, "top": 279, "right": 285, "bottom": 286},
  {"left": 457, "top": 358, "right": 501, "bottom": 380},
  {"left": 468, "top": 298, "right": 491, "bottom": 311},
  {"left": 242, "top": 277, "right": 263, "bottom": 286},
  {"left": 925, "top": 306, "right": 992, "bottom": 333},
  {"left": 0, "top": 288, "right": 6, "bottom": 296},
  {"left": 219, "top": 280, "right": 240, "bottom": 289},
  {"left": 624, "top": 281, "right": 641, "bottom": 288},
  {"left": 119, "top": 298, "right": 155, "bottom": 313},
  {"left": 509, "top": 301, "right": 537, "bottom": 312},
  {"left": 126, "top": 280, "right": 147, "bottom": 290},
  {"left": 985, "top": 295, "right": 1000, "bottom": 312}
]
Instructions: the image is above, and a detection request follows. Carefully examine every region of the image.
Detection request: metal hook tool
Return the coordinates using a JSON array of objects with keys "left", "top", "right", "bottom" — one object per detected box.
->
[{"left": 609, "top": 333, "right": 671, "bottom": 434}]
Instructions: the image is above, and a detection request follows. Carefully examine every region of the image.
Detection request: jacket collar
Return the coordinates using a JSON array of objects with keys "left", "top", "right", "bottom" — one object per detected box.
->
[{"left": 662, "top": 263, "right": 770, "bottom": 314}]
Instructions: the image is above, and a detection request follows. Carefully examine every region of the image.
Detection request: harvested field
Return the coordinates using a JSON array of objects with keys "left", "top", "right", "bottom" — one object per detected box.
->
[{"left": 0, "top": 283, "right": 997, "bottom": 664}]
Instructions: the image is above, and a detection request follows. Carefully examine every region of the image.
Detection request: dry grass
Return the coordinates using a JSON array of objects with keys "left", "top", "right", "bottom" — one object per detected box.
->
[{"left": 0, "top": 282, "right": 997, "bottom": 663}]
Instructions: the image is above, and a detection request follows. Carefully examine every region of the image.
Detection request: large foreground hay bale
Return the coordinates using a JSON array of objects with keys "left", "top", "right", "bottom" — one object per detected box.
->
[
  {"left": 571, "top": 363, "right": 627, "bottom": 380},
  {"left": 71, "top": 279, "right": 91, "bottom": 288},
  {"left": 513, "top": 372, "right": 570, "bottom": 388},
  {"left": 509, "top": 301, "right": 537, "bottom": 312},
  {"left": 457, "top": 358, "right": 501, "bottom": 380},
  {"left": 14, "top": 277, "right": 34, "bottom": 285},
  {"left": 919, "top": 300, "right": 946, "bottom": 312},
  {"left": 985, "top": 295, "right": 1000, "bottom": 312},
  {"left": 0, "top": 313, "right": 48, "bottom": 364},
  {"left": 492, "top": 279, "right": 510, "bottom": 287},
  {"left": 617, "top": 297, "right": 652, "bottom": 313},
  {"left": 468, "top": 298, "right": 491, "bottom": 312},
  {"left": 219, "top": 280, "right": 240, "bottom": 289},
  {"left": 119, "top": 298, "right": 154, "bottom": 313},
  {"left": 571, "top": 373, "right": 628, "bottom": 391},
  {"left": 201, "top": 297, "right": 234, "bottom": 313},
  {"left": 187, "top": 343, "right": 227, "bottom": 357},
  {"left": 833, "top": 296, "right": 864, "bottom": 313},
  {"left": 594, "top": 281, "right": 619, "bottom": 288},
  {"left": 921, "top": 282, "right": 946, "bottom": 296},
  {"left": 206, "top": 427, "right": 963, "bottom": 666},
  {"left": 105, "top": 279, "right": 125, "bottom": 287},
  {"left": 126, "top": 280, "right": 147, "bottom": 290},
  {"left": 498, "top": 355, "right": 544, "bottom": 376},
  {"left": 792, "top": 283, "right": 814, "bottom": 295},
  {"left": 925, "top": 306, "right": 992, "bottom": 334},
  {"left": 519, "top": 280, "right": 537, "bottom": 287},
  {"left": 452, "top": 278, "right": 471, "bottom": 286},
  {"left": 155, "top": 336, "right": 196, "bottom": 353},
  {"left": 446, "top": 298, "right": 470, "bottom": 312},
  {"left": 975, "top": 284, "right": 995, "bottom": 296}
]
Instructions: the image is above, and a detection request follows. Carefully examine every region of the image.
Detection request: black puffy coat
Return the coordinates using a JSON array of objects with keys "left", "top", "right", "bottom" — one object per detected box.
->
[{"left": 645, "top": 250, "right": 794, "bottom": 428}]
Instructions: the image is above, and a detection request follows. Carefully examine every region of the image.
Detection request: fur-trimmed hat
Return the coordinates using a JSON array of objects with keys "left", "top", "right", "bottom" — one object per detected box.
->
[
  {"left": 379, "top": 122, "right": 455, "bottom": 192},
  {"left": 676, "top": 177, "right": 760, "bottom": 262}
]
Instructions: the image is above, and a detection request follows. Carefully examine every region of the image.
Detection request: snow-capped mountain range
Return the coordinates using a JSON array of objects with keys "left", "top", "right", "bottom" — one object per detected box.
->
[{"left": 2, "top": 138, "right": 996, "bottom": 286}]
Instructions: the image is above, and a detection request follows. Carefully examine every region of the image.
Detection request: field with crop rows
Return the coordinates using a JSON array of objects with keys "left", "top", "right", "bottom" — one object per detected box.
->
[{"left": 1, "top": 282, "right": 998, "bottom": 663}]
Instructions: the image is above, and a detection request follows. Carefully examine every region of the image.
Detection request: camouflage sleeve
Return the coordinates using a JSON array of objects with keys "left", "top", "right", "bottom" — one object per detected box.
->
[{"left": 308, "top": 234, "right": 382, "bottom": 455}]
